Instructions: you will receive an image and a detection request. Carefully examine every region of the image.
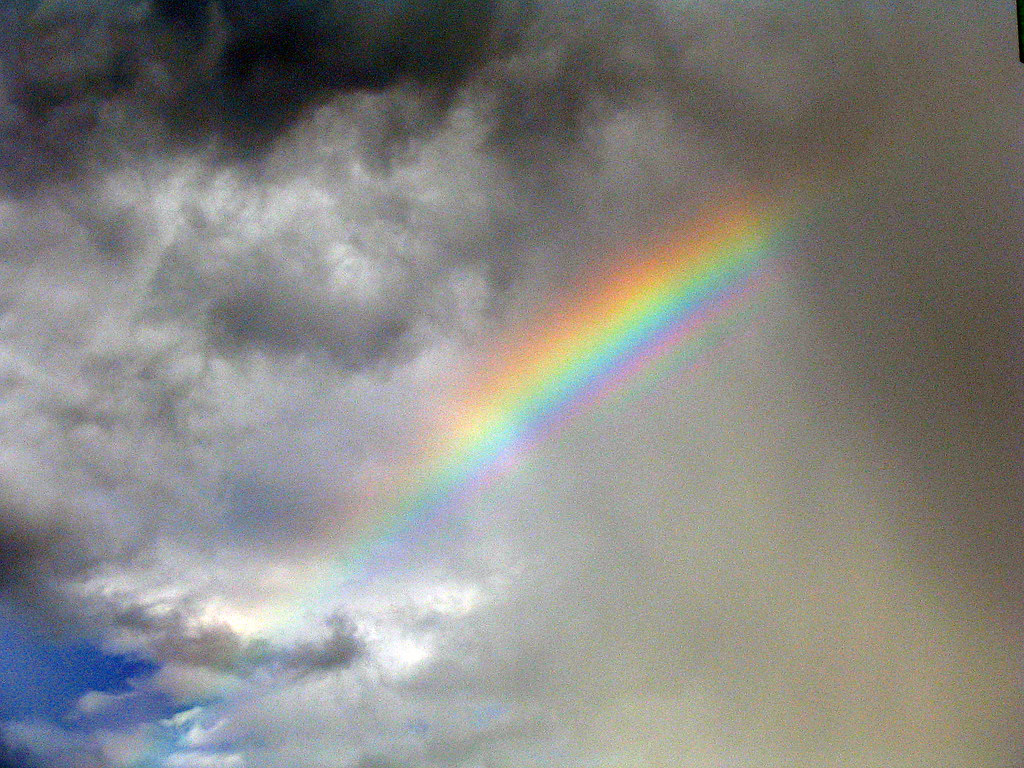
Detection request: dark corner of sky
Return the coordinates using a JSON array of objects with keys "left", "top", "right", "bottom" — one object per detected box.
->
[
  {"left": 141, "top": 0, "right": 505, "bottom": 153},
  {"left": 0, "top": 0, "right": 522, "bottom": 199}
]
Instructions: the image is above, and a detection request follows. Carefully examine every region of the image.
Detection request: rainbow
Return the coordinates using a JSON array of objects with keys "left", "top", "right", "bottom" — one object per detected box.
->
[
  {"left": 135, "top": 197, "right": 791, "bottom": 767},
  {"left": 306, "top": 195, "right": 790, "bottom": 600}
]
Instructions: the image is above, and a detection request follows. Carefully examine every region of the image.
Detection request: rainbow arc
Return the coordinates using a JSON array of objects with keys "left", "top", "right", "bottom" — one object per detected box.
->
[
  {"left": 321, "top": 197, "right": 789, "bottom": 591},
  {"left": 137, "top": 196, "right": 791, "bottom": 767}
]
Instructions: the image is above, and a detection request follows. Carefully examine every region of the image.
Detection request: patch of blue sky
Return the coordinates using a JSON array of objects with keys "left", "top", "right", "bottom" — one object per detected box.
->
[{"left": 0, "top": 601, "right": 159, "bottom": 723}]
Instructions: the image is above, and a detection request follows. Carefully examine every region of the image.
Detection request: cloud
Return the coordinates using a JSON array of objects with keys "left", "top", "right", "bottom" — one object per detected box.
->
[
  {"left": 107, "top": 600, "right": 248, "bottom": 671},
  {"left": 274, "top": 614, "right": 362, "bottom": 674},
  {"left": 162, "top": 752, "right": 245, "bottom": 768},
  {"left": 0, "top": 446, "right": 116, "bottom": 601},
  {"left": 0, "top": 1, "right": 1022, "bottom": 768},
  {"left": 1, "top": 0, "right": 528, "bottom": 180},
  {"left": 0, "top": 720, "right": 104, "bottom": 768}
]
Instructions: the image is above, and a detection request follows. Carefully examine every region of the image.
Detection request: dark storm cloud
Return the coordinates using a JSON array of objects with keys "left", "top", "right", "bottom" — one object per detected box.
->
[
  {"left": 209, "top": 0, "right": 510, "bottom": 150},
  {"left": 0, "top": 6, "right": 146, "bottom": 194},
  {"left": 0, "top": 721, "right": 102, "bottom": 768},
  {"left": 273, "top": 614, "right": 363, "bottom": 673},
  {"left": 0, "top": 0, "right": 888, "bottom": 195},
  {"left": 0, "top": 450, "right": 121, "bottom": 603},
  {"left": 0, "top": 0, "right": 531, "bottom": 182},
  {"left": 0, "top": 460, "right": 66, "bottom": 586}
]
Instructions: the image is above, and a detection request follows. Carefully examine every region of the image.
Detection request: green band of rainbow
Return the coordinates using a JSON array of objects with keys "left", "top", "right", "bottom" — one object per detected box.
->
[
  {"left": 306, "top": 196, "right": 791, "bottom": 606},
  {"left": 137, "top": 197, "right": 792, "bottom": 767}
]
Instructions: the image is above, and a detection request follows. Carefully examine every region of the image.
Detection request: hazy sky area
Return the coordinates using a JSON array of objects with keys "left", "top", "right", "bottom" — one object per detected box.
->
[{"left": 0, "top": 1, "right": 1022, "bottom": 767}]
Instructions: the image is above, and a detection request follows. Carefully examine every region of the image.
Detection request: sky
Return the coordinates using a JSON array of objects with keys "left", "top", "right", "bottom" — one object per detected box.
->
[{"left": 0, "top": 1, "right": 1023, "bottom": 767}]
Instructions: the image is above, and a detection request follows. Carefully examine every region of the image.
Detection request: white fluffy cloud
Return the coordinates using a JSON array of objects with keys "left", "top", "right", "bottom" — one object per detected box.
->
[{"left": 1, "top": 1, "right": 1022, "bottom": 767}]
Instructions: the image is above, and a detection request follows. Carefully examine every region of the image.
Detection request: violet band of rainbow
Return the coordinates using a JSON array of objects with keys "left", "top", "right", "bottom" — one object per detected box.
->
[
  {"left": 136, "top": 197, "right": 793, "bottom": 767},
  {"left": 287, "top": 197, "right": 791, "bottom": 618}
]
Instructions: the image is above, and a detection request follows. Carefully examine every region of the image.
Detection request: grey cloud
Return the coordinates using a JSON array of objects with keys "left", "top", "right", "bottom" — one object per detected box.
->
[
  {"left": 0, "top": 720, "right": 103, "bottom": 768},
  {"left": 0, "top": 0, "right": 531, "bottom": 181},
  {"left": 0, "top": 140, "right": 491, "bottom": 598},
  {"left": 0, "top": 0, "right": 888, "bottom": 199},
  {"left": 205, "top": 260, "right": 409, "bottom": 364},
  {"left": 280, "top": 614, "right": 360, "bottom": 671},
  {"left": 270, "top": 614, "right": 363, "bottom": 674},
  {"left": 0, "top": 447, "right": 133, "bottom": 604},
  {"left": 0, "top": 452, "right": 69, "bottom": 585},
  {"left": 108, "top": 600, "right": 247, "bottom": 671},
  {"left": 69, "top": 688, "right": 175, "bottom": 734},
  {"left": 73, "top": 565, "right": 364, "bottom": 678},
  {"left": 1, "top": 1, "right": 1022, "bottom": 768},
  {"left": 781, "top": 21, "right": 1024, "bottom": 590}
]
